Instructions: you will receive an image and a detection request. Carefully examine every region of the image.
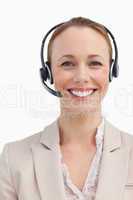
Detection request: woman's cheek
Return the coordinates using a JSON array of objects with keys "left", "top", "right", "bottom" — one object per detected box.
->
[
  {"left": 53, "top": 71, "right": 72, "bottom": 90},
  {"left": 95, "top": 72, "right": 109, "bottom": 98},
  {"left": 100, "top": 78, "right": 109, "bottom": 99},
  {"left": 52, "top": 70, "right": 63, "bottom": 90},
  {"left": 53, "top": 75, "right": 67, "bottom": 91}
]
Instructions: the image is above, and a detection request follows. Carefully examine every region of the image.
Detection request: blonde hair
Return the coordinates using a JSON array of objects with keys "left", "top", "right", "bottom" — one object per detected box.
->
[{"left": 47, "top": 16, "right": 112, "bottom": 65}]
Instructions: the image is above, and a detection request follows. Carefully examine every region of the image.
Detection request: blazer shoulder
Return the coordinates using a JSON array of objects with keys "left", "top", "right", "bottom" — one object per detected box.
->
[
  {"left": 1, "top": 129, "right": 44, "bottom": 165},
  {"left": 6, "top": 130, "right": 42, "bottom": 150},
  {"left": 1, "top": 119, "right": 58, "bottom": 161},
  {"left": 105, "top": 119, "right": 133, "bottom": 148},
  {"left": 0, "top": 128, "right": 49, "bottom": 195},
  {"left": 117, "top": 125, "right": 133, "bottom": 148},
  {"left": 121, "top": 130, "right": 133, "bottom": 148},
  {"left": 112, "top": 121, "right": 133, "bottom": 148}
]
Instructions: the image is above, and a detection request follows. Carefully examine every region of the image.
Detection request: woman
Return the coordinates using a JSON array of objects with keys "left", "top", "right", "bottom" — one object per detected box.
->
[{"left": 0, "top": 16, "right": 133, "bottom": 200}]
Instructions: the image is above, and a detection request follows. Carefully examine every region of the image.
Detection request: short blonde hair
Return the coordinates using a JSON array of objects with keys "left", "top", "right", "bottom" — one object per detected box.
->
[{"left": 47, "top": 16, "right": 112, "bottom": 65}]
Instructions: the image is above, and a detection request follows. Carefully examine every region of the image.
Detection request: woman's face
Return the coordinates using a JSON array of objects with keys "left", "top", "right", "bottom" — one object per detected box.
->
[{"left": 51, "top": 26, "right": 110, "bottom": 116}]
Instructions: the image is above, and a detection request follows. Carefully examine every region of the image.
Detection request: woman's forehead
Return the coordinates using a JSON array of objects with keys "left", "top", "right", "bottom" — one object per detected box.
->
[
  {"left": 52, "top": 26, "right": 108, "bottom": 45},
  {"left": 51, "top": 26, "right": 110, "bottom": 59}
]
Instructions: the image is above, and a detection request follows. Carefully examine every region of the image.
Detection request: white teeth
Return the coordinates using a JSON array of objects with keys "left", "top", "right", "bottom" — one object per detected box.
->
[{"left": 70, "top": 90, "right": 94, "bottom": 97}]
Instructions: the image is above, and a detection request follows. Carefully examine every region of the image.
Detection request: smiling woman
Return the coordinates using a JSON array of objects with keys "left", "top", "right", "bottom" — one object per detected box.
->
[
  {"left": 50, "top": 25, "right": 110, "bottom": 119},
  {"left": 0, "top": 16, "right": 133, "bottom": 200}
]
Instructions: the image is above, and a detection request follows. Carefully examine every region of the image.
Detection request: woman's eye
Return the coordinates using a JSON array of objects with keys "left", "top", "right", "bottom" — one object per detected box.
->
[
  {"left": 89, "top": 61, "right": 103, "bottom": 66},
  {"left": 61, "top": 61, "right": 74, "bottom": 66}
]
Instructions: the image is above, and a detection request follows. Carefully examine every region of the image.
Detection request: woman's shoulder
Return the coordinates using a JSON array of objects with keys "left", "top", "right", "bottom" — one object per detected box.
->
[
  {"left": 120, "top": 129, "right": 133, "bottom": 148},
  {"left": 0, "top": 130, "right": 42, "bottom": 163},
  {"left": 105, "top": 119, "right": 133, "bottom": 148},
  {"left": 1, "top": 119, "right": 57, "bottom": 158}
]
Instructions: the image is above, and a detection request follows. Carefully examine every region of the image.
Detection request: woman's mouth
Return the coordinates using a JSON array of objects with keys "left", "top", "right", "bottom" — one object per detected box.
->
[{"left": 67, "top": 88, "right": 97, "bottom": 99}]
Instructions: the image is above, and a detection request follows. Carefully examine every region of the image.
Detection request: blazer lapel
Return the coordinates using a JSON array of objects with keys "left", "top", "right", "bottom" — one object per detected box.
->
[
  {"left": 31, "top": 119, "right": 67, "bottom": 200},
  {"left": 95, "top": 119, "right": 130, "bottom": 200},
  {"left": 31, "top": 118, "right": 130, "bottom": 200}
]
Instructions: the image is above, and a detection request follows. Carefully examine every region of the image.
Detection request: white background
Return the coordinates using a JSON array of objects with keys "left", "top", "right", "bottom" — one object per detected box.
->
[{"left": 0, "top": 0, "right": 133, "bottom": 153}]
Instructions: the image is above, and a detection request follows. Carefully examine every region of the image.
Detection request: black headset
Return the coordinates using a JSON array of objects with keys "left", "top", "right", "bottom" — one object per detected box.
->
[{"left": 39, "top": 21, "right": 119, "bottom": 98}]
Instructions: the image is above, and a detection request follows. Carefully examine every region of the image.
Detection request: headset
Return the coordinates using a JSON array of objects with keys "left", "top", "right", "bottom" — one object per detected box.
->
[{"left": 39, "top": 21, "right": 119, "bottom": 98}]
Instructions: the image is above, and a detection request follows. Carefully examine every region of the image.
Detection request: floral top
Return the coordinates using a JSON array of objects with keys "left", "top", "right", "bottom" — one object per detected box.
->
[{"left": 59, "top": 118, "right": 104, "bottom": 200}]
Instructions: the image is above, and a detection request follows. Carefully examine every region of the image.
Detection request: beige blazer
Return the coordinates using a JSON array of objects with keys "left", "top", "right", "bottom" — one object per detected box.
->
[{"left": 0, "top": 118, "right": 133, "bottom": 200}]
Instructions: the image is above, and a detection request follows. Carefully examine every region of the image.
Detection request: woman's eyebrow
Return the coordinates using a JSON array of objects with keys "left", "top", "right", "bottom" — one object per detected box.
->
[
  {"left": 87, "top": 54, "right": 103, "bottom": 59},
  {"left": 58, "top": 54, "right": 103, "bottom": 61},
  {"left": 58, "top": 55, "right": 74, "bottom": 61}
]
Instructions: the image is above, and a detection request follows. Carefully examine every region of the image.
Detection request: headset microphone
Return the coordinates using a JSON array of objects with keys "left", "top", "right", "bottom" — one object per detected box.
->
[{"left": 39, "top": 21, "right": 119, "bottom": 97}]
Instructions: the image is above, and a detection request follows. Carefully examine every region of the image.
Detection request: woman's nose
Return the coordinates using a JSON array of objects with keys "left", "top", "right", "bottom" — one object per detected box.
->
[{"left": 73, "top": 65, "right": 91, "bottom": 83}]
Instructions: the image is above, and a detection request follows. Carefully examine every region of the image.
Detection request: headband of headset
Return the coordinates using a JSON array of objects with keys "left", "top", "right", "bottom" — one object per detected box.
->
[{"left": 39, "top": 21, "right": 119, "bottom": 97}]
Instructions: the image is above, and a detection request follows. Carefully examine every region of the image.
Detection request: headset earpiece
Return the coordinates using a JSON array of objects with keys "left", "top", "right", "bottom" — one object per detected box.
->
[
  {"left": 109, "top": 58, "right": 119, "bottom": 82},
  {"left": 109, "top": 60, "right": 113, "bottom": 82},
  {"left": 112, "top": 62, "right": 119, "bottom": 78},
  {"left": 45, "top": 61, "right": 53, "bottom": 84},
  {"left": 40, "top": 61, "right": 53, "bottom": 84}
]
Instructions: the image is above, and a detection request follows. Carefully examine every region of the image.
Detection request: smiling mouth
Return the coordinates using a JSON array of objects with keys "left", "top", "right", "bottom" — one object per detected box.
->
[{"left": 67, "top": 89, "right": 97, "bottom": 98}]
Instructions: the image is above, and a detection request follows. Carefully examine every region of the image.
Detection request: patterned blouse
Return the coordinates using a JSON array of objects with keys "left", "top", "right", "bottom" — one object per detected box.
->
[{"left": 59, "top": 118, "right": 105, "bottom": 200}]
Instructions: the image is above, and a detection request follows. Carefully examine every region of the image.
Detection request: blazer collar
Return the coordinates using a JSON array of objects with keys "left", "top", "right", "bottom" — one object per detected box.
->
[
  {"left": 103, "top": 118, "right": 121, "bottom": 152},
  {"left": 39, "top": 117, "right": 121, "bottom": 153},
  {"left": 39, "top": 118, "right": 60, "bottom": 151},
  {"left": 95, "top": 119, "right": 130, "bottom": 200},
  {"left": 31, "top": 118, "right": 130, "bottom": 200}
]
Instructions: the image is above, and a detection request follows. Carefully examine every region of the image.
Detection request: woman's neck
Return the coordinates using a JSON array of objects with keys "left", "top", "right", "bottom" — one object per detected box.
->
[{"left": 58, "top": 109, "right": 103, "bottom": 149}]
